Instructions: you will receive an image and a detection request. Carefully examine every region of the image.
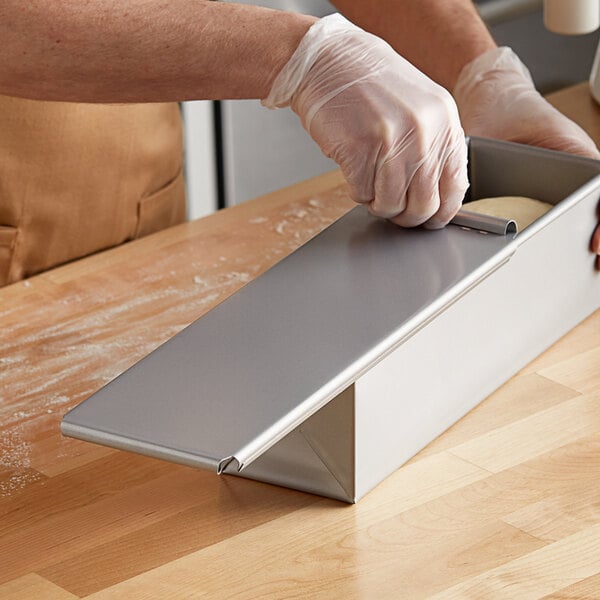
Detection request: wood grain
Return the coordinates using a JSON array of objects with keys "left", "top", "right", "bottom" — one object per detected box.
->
[
  {"left": 428, "top": 525, "right": 600, "bottom": 599},
  {"left": 0, "top": 574, "right": 78, "bottom": 600},
  {"left": 0, "top": 83, "right": 599, "bottom": 599},
  {"left": 544, "top": 573, "right": 600, "bottom": 599},
  {"left": 449, "top": 393, "right": 600, "bottom": 473}
]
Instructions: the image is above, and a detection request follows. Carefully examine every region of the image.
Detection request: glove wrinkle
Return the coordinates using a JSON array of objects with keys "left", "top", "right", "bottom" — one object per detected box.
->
[{"left": 262, "top": 13, "right": 469, "bottom": 227}]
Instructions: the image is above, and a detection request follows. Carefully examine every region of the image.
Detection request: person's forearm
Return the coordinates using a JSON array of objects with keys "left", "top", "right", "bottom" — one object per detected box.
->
[
  {"left": 332, "top": 0, "right": 496, "bottom": 91},
  {"left": 0, "top": 1, "right": 315, "bottom": 103}
]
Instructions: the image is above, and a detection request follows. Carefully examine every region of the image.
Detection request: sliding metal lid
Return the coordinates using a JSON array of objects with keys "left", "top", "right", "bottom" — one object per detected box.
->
[
  {"left": 62, "top": 205, "right": 516, "bottom": 473},
  {"left": 62, "top": 136, "right": 600, "bottom": 475}
]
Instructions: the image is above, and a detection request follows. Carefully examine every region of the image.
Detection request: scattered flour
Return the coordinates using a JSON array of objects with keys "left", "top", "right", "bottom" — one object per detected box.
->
[
  {"left": 228, "top": 271, "right": 251, "bottom": 284},
  {"left": 284, "top": 208, "right": 308, "bottom": 219},
  {"left": 0, "top": 211, "right": 339, "bottom": 496},
  {"left": 0, "top": 356, "right": 21, "bottom": 366},
  {"left": 0, "top": 426, "right": 43, "bottom": 497},
  {"left": 0, "top": 428, "right": 31, "bottom": 471},
  {"left": 0, "top": 472, "right": 43, "bottom": 497},
  {"left": 249, "top": 216, "right": 268, "bottom": 225},
  {"left": 275, "top": 221, "right": 289, "bottom": 235}
]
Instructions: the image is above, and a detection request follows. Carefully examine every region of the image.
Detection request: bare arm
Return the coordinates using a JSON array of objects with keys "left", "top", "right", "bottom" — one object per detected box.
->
[
  {"left": 0, "top": 1, "right": 315, "bottom": 102},
  {"left": 331, "top": 0, "right": 496, "bottom": 91}
]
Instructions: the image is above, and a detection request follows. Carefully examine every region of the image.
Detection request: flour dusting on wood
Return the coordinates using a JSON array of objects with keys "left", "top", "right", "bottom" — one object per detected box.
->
[{"left": 0, "top": 187, "right": 351, "bottom": 496}]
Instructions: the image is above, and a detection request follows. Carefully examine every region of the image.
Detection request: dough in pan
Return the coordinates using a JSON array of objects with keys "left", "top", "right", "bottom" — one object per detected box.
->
[{"left": 464, "top": 196, "right": 553, "bottom": 231}]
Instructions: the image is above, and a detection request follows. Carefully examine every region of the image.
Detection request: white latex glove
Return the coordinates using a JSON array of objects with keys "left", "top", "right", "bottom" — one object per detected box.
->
[
  {"left": 454, "top": 47, "right": 600, "bottom": 267},
  {"left": 262, "top": 14, "right": 469, "bottom": 229}
]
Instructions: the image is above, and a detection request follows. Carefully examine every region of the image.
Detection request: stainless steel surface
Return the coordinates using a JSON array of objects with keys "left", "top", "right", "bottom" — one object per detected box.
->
[
  {"left": 62, "top": 196, "right": 515, "bottom": 472},
  {"left": 352, "top": 141, "right": 600, "bottom": 500},
  {"left": 477, "top": 0, "right": 542, "bottom": 25},
  {"left": 450, "top": 210, "right": 518, "bottom": 235},
  {"left": 220, "top": 98, "right": 337, "bottom": 206},
  {"left": 63, "top": 138, "right": 600, "bottom": 502},
  {"left": 220, "top": 0, "right": 336, "bottom": 206},
  {"left": 231, "top": 386, "right": 355, "bottom": 502},
  {"left": 487, "top": 6, "right": 600, "bottom": 93}
]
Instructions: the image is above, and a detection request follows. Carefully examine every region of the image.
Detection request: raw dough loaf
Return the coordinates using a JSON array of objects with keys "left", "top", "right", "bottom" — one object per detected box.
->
[{"left": 464, "top": 196, "right": 553, "bottom": 231}]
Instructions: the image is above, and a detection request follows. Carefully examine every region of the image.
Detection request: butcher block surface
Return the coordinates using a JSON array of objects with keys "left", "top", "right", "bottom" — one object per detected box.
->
[{"left": 0, "top": 83, "right": 599, "bottom": 599}]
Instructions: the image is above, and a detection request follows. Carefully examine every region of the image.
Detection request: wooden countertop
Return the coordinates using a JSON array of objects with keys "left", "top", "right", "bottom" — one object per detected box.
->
[{"left": 1, "top": 83, "right": 599, "bottom": 599}]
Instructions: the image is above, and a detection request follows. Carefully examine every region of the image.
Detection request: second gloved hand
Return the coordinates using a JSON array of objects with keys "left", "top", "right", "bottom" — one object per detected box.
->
[
  {"left": 453, "top": 47, "right": 600, "bottom": 159},
  {"left": 453, "top": 46, "right": 600, "bottom": 267},
  {"left": 262, "top": 14, "right": 469, "bottom": 229}
]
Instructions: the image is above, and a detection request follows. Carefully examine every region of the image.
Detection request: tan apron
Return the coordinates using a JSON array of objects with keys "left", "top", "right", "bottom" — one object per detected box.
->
[{"left": 0, "top": 96, "right": 186, "bottom": 286}]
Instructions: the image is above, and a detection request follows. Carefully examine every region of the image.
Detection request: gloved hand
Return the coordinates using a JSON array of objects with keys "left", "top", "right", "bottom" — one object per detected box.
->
[
  {"left": 453, "top": 46, "right": 600, "bottom": 267},
  {"left": 262, "top": 14, "right": 469, "bottom": 229}
]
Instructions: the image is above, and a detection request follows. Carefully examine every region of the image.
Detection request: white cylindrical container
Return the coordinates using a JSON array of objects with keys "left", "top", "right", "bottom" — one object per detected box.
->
[{"left": 544, "top": 0, "right": 600, "bottom": 34}]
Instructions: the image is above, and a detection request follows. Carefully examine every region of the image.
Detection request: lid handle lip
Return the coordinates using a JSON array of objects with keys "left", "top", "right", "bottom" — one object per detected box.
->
[
  {"left": 218, "top": 455, "right": 242, "bottom": 474},
  {"left": 451, "top": 209, "right": 518, "bottom": 236}
]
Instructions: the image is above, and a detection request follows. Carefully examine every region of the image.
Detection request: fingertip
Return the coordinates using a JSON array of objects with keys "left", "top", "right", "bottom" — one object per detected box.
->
[
  {"left": 349, "top": 187, "right": 374, "bottom": 205},
  {"left": 390, "top": 176, "right": 441, "bottom": 228},
  {"left": 368, "top": 187, "right": 409, "bottom": 220},
  {"left": 422, "top": 217, "right": 449, "bottom": 230},
  {"left": 390, "top": 212, "right": 432, "bottom": 228}
]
